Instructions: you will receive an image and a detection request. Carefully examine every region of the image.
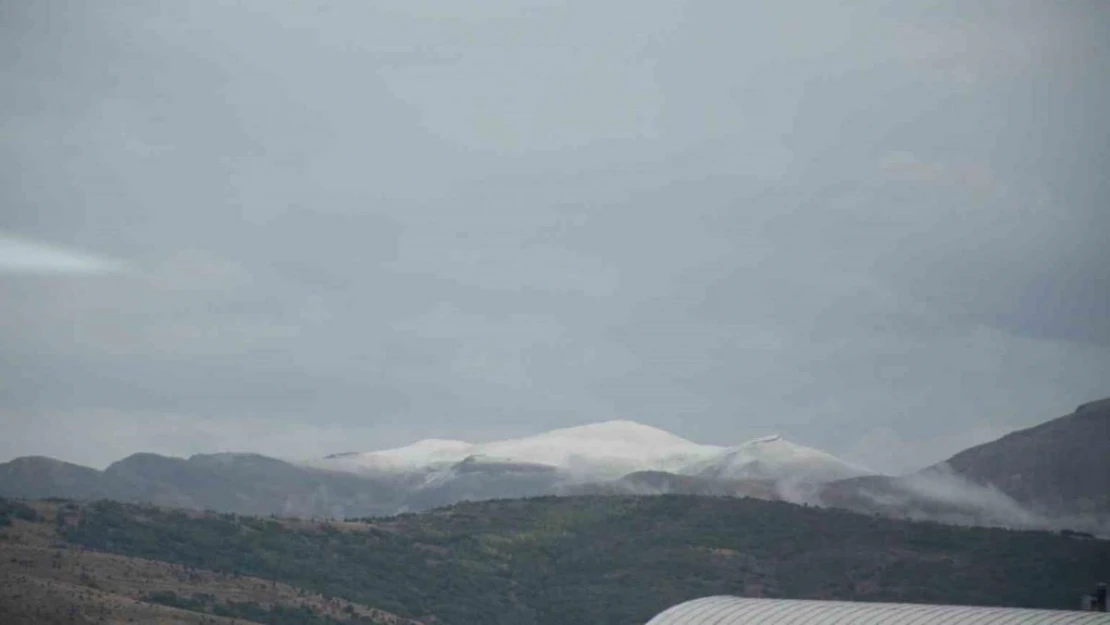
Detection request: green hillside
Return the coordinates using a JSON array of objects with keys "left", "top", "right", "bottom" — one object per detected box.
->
[{"left": 10, "top": 495, "right": 1110, "bottom": 625}]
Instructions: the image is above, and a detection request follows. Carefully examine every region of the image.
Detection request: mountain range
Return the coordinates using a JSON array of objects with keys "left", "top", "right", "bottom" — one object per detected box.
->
[
  {"left": 0, "top": 421, "right": 871, "bottom": 519},
  {"left": 1, "top": 398, "right": 1107, "bottom": 532}
]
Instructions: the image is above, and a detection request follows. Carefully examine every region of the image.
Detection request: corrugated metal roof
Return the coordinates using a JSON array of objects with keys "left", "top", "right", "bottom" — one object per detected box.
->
[{"left": 645, "top": 596, "right": 1110, "bottom": 624}]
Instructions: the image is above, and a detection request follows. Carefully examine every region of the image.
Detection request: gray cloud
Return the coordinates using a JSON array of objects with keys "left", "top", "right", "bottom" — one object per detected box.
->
[{"left": 1, "top": 0, "right": 1107, "bottom": 473}]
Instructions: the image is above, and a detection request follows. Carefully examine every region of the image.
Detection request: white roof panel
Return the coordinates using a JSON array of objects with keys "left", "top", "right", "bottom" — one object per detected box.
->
[{"left": 646, "top": 596, "right": 1110, "bottom": 625}]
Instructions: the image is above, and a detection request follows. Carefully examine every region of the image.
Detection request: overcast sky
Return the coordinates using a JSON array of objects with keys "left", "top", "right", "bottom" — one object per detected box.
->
[{"left": 2, "top": 0, "right": 1107, "bottom": 474}]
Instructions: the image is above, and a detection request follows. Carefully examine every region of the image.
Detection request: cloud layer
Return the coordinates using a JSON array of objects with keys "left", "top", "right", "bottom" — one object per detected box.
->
[{"left": 1, "top": 0, "right": 1107, "bottom": 472}]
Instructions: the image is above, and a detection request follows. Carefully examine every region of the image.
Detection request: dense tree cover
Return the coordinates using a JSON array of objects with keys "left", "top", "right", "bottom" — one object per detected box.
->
[{"left": 53, "top": 495, "right": 1110, "bottom": 625}]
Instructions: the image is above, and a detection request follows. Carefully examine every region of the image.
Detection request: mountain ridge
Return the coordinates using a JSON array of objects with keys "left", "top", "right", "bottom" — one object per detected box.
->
[
  {"left": 2, "top": 401, "right": 1106, "bottom": 532},
  {"left": 306, "top": 419, "right": 868, "bottom": 485},
  {"left": 0, "top": 419, "right": 873, "bottom": 519}
]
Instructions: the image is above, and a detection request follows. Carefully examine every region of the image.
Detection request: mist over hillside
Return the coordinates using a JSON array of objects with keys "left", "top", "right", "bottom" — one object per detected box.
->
[{"left": 814, "top": 399, "right": 1110, "bottom": 534}]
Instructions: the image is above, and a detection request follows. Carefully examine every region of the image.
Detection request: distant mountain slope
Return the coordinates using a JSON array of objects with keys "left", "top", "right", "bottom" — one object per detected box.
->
[
  {"left": 0, "top": 456, "right": 107, "bottom": 500},
  {"left": 568, "top": 470, "right": 782, "bottom": 499},
  {"left": 8, "top": 495, "right": 1109, "bottom": 625},
  {"left": 677, "top": 435, "right": 871, "bottom": 483},
  {"left": 942, "top": 397, "right": 1110, "bottom": 518},
  {"left": 817, "top": 471, "right": 1048, "bottom": 529},
  {"left": 114, "top": 452, "right": 403, "bottom": 518},
  {"left": 0, "top": 452, "right": 403, "bottom": 519},
  {"left": 819, "top": 398, "right": 1110, "bottom": 531}
]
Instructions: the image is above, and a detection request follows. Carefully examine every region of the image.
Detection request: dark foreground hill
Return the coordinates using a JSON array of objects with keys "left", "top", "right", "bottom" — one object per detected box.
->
[
  {"left": 0, "top": 498, "right": 423, "bottom": 625},
  {"left": 3, "top": 495, "right": 1108, "bottom": 625}
]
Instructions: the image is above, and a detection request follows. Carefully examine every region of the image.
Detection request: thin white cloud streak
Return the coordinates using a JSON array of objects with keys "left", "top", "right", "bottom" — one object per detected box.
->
[{"left": 0, "top": 234, "right": 126, "bottom": 275}]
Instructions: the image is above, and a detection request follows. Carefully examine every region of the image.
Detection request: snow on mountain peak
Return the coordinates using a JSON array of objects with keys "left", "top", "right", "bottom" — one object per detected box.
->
[
  {"left": 307, "top": 420, "right": 872, "bottom": 485},
  {"left": 402, "top": 438, "right": 473, "bottom": 451},
  {"left": 308, "top": 419, "right": 717, "bottom": 478},
  {"left": 680, "top": 435, "right": 872, "bottom": 483},
  {"left": 534, "top": 420, "right": 700, "bottom": 447},
  {"left": 313, "top": 438, "right": 475, "bottom": 472},
  {"left": 474, "top": 419, "right": 718, "bottom": 479}
]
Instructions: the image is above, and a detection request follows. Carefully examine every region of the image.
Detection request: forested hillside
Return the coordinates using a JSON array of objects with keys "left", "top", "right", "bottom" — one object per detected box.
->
[{"left": 3, "top": 495, "right": 1108, "bottom": 625}]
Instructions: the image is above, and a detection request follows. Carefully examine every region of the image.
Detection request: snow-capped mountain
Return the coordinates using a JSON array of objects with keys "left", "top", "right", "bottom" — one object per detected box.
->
[
  {"left": 308, "top": 420, "right": 870, "bottom": 486},
  {"left": 319, "top": 439, "right": 475, "bottom": 473},
  {"left": 311, "top": 420, "right": 722, "bottom": 480},
  {"left": 2, "top": 401, "right": 1100, "bottom": 530},
  {"left": 677, "top": 435, "right": 872, "bottom": 484}
]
